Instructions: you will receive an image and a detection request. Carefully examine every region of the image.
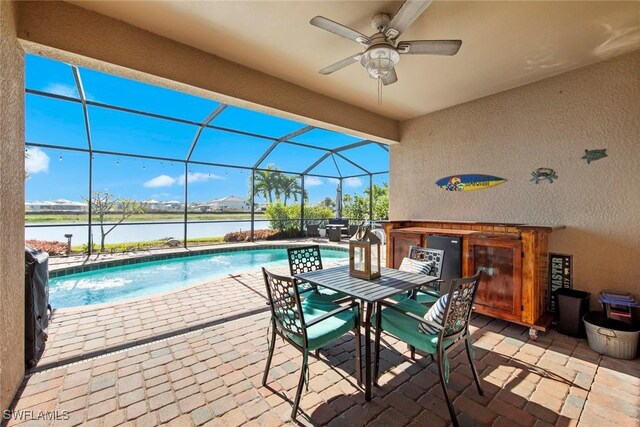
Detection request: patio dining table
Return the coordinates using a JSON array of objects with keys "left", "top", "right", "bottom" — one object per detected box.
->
[{"left": 296, "top": 265, "right": 437, "bottom": 400}]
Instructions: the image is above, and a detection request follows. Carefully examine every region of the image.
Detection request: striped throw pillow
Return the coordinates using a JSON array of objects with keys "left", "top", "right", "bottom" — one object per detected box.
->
[
  {"left": 419, "top": 294, "right": 448, "bottom": 335},
  {"left": 399, "top": 257, "right": 435, "bottom": 275}
]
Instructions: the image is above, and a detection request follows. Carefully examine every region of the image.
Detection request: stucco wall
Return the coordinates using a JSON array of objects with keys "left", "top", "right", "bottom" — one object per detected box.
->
[
  {"left": 0, "top": 0, "right": 25, "bottom": 412},
  {"left": 392, "top": 50, "right": 640, "bottom": 304}
]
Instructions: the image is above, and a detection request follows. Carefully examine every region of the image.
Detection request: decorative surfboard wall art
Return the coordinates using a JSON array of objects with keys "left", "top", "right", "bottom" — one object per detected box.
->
[
  {"left": 582, "top": 149, "right": 607, "bottom": 164},
  {"left": 435, "top": 174, "right": 506, "bottom": 192},
  {"left": 531, "top": 168, "right": 558, "bottom": 184}
]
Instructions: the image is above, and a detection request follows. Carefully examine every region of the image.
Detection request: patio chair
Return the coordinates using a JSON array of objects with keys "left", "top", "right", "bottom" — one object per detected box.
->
[
  {"left": 373, "top": 270, "right": 484, "bottom": 427},
  {"left": 394, "top": 246, "right": 445, "bottom": 304},
  {"left": 287, "top": 245, "right": 348, "bottom": 302},
  {"left": 411, "top": 246, "right": 446, "bottom": 303},
  {"left": 262, "top": 268, "right": 361, "bottom": 419},
  {"left": 305, "top": 224, "right": 320, "bottom": 238},
  {"left": 348, "top": 224, "right": 359, "bottom": 237}
]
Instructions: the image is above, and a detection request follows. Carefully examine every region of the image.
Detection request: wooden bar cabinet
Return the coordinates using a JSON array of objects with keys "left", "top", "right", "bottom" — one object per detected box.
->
[{"left": 381, "top": 220, "right": 561, "bottom": 338}]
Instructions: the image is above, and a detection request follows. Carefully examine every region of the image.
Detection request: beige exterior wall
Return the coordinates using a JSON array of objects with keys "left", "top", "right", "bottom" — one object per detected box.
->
[
  {"left": 0, "top": 0, "right": 25, "bottom": 411},
  {"left": 391, "top": 50, "right": 640, "bottom": 304},
  {"left": 15, "top": 1, "right": 399, "bottom": 145}
]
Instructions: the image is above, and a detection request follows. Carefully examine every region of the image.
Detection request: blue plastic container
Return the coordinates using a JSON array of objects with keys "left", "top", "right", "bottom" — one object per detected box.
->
[{"left": 598, "top": 290, "right": 639, "bottom": 325}]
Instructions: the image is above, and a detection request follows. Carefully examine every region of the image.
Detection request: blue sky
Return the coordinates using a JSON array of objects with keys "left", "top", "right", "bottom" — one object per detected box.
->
[{"left": 24, "top": 54, "right": 388, "bottom": 204}]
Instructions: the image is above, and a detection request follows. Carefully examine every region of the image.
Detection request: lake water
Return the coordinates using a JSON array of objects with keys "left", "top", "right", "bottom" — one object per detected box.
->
[{"left": 25, "top": 220, "right": 274, "bottom": 245}]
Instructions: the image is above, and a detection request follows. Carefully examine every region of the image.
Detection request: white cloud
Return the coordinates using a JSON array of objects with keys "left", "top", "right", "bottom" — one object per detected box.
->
[
  {"left": 25, "top": 147, "right": 50, "bottom": 174},
  {"left": 144, "top": 172, "right": 225, "bottom": 189},
  {"left": 328, "top": 178, "right": 340, "bottom": 185},
  {"left": 304, "top": 177, "right": 324, "bottom": 186},
  {"left": 344, "top": 177, "right": 363, "bottom": 188},
  {"left": 178, "top": 172, "right": 224, "bottom": 185},
  {"left": 143, "top": 175, "right": 176, "bottom": 188},
  {"left": 44, "top": 83, "right": 78, "bottom": 98}
]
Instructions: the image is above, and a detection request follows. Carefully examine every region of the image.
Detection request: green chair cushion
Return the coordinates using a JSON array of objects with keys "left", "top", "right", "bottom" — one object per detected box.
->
[
  {"left": 379, "top": 298, "right": 450, "bottom": 354},
  {"left": 288, "top": 292, "right": 357, "bottom": 350},
  {"left": 390, "top": 289, "right": 439, "bottom": 305},
  {"left": 317, "top": 287, "right": 349, "bottom": 301},
  {"left": 390, "top": 292, "right": 411, "bottom": 302},
  {"left": 415, "top": 290, "right": 439, "bottom": 305}
]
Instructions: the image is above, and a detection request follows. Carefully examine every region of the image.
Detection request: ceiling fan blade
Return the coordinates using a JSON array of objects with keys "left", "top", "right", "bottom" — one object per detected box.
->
[
  {"left": 397, "top": 40, "right": 462, "bottom": 56},
  {"left": 319, "top": 53, "right": 363, "bottom": 75},
  {"left": 382, "top": 68, "right": 398, "bottom": 86},
  {"left": 310, "top": 16, "right": 370, "bottom": 44},
  {"left": 386, "top": 0, "right": 433, "bottom": 40}
]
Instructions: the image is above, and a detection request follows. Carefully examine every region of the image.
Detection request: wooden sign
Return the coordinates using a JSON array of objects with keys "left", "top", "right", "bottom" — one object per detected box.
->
[
  {"left": 435, "top": 174, "right": 506, "bottom": 192},
  {"left": 548, "top": 253, "right": 572, "bottom": 312}
]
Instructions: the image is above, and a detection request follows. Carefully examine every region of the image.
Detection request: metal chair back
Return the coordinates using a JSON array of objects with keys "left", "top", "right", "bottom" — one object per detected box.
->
[
  {"left": 440, "top": 269, "right": 483, "bottom": 341},
  {"left": 287, "top": 245, "right": 323, "bottom": 276},
  {"left": 262, "top": 268, "right": 306, "bottom": 346},
  {"left": 408, "top": 246, "right": 445, "bottom": 279}
]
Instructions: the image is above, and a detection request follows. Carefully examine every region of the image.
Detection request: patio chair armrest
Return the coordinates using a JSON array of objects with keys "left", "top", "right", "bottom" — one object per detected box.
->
[
  {"left": 378, "top": 300, "right": 443, "bottom": 331},
  {"left": 305, "top": 301, "right": 359, "bottom": 327}
]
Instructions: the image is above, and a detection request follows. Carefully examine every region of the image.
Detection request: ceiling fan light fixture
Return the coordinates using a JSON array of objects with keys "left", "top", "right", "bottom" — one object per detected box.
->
[{"left": 360, "top": 46, "right": 399, "bottom": 79}]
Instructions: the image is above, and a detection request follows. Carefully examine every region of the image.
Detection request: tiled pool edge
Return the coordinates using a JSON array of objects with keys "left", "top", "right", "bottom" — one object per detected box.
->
[{"left": 49, "top": 243, "right": 348, "bottom": 278}]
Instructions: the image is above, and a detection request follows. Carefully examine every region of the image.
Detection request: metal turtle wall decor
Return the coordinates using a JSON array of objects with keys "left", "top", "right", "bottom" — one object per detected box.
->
[
  {"left": 531, "top": 168, "right": 558, "bottom": 184},
  {"left": 582, "top": 149, "right": 607, "bottom": 164}
]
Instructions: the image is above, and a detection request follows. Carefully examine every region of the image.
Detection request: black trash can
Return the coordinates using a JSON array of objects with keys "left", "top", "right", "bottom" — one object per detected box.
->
[{"left": 555, "top": 288, "right": 590, "bottom": 337}]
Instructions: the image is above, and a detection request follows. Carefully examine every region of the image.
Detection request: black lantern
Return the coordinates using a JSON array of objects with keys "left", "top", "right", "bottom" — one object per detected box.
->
[{"left": 349, "top": 226, "right": 381, "bottom": 280}]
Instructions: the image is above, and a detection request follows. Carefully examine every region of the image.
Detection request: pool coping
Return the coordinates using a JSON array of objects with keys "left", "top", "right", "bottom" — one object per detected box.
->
[{"left": 49, "top": 240, "right": 349, "bottom": 278}]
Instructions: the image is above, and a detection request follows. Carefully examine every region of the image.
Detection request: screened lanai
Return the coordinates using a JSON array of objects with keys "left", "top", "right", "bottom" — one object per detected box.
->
[{"left": 24, "top": 54, "right": 389, "bottom": 254}]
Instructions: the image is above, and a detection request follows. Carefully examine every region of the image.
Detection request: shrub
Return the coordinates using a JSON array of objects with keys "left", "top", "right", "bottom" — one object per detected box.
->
[
  {"left": 265, "top": 202, "right": 333, "bottom": 231},
  {"left": 304, "top": 205, "right": 335, "bottom": 225},
  {"left": 222, "top": 228, "right": 300, "bottom": 242}
]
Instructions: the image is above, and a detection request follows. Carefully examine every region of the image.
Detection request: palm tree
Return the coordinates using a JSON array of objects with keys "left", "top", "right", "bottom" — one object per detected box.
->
[
  {"left": 364, "top": 182, "right": 389, "bottom": 220},
  {"left": 249, "top": 165, "right": 308, "bottom": 206},
  {"left": 280, "top": 175, "right": 302, "bottom": 206},
  {"left": 318, "top": 197, "right": 335, "bottom": 210},
  {"left": 252, "top": 164, "right": 280, "bottom": 203}
]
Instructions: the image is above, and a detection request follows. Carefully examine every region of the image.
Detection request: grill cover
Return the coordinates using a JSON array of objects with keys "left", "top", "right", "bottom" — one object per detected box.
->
[{"left": 25, "top": 244, "right": 50, "bottom": 368}]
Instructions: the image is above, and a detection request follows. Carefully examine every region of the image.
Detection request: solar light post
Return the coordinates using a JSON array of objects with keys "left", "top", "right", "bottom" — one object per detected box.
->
[{"left": 64, "top": 234, "right": 73, "bottom": 256}]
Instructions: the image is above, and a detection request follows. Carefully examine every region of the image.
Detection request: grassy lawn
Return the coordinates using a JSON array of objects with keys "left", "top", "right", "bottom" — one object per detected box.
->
[
  {"left": 26, "top": 212, "right": 267, "bottom": 223},
  {"left": 71, "top": 236, "right": 226, "bottom": 253}
]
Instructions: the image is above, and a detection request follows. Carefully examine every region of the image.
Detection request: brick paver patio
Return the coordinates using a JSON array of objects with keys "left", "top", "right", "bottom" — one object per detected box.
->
[
  {"left": 41, "top": 241, "right": 350, "bottom": 369},
  {"left": 7, "top": 260, "right": 640, "bottom": 426}
]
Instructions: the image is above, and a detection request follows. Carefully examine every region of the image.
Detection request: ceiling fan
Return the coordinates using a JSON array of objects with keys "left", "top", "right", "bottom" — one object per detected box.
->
[{"left": 310, "top": 0, "right": 461, "bottom": 86}]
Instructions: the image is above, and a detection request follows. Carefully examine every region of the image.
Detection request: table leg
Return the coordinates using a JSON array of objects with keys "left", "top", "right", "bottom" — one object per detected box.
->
[{"left": 364, "top": 301, "right": 373, "bottom": 401}]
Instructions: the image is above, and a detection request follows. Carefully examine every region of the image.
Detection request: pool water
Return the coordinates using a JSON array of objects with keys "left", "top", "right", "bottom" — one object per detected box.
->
[{"left": 49, "top": 248, "right": 347, "bottom": 308}]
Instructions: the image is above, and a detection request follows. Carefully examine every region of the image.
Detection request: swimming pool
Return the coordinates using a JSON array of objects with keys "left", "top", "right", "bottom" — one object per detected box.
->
[{"left": 49, "top": 247, "right": 348, "bottom": 308}]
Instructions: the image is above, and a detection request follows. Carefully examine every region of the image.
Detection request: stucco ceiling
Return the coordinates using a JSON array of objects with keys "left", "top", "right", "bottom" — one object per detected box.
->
[{"left": 67, "top": 1, "right": 640, "bottom": 121}]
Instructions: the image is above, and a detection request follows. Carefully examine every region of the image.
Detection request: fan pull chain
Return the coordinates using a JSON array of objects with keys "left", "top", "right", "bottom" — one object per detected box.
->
[{"left": 377, "top": 78, "right": 382, "bottom": 107}]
